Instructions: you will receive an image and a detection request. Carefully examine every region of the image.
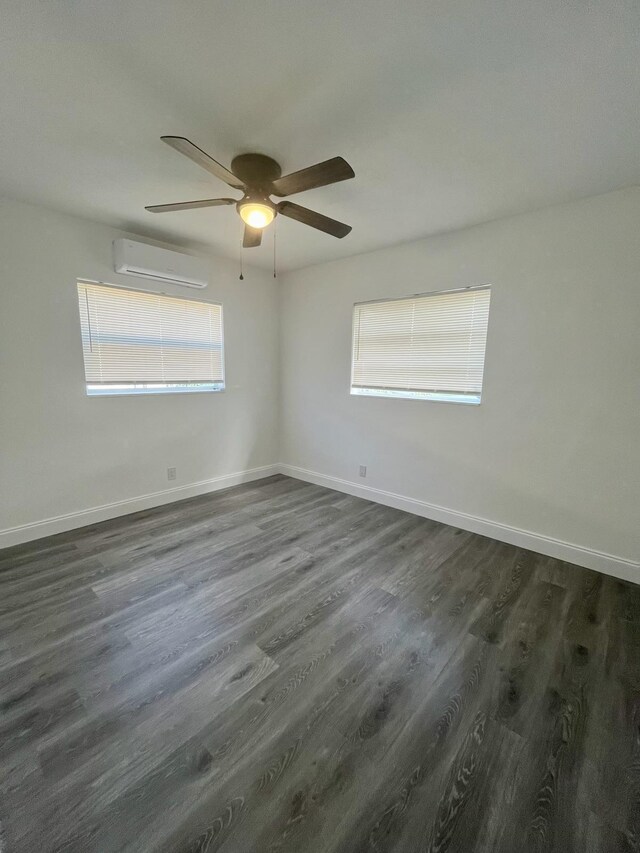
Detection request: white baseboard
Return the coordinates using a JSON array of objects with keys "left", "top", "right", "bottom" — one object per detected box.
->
[
  {"left": 278, "top": 464, "right": 640, "bottom": 585},
  {"left": 0, "top": 465, "right": 279, "bottom": 550},
  {"left": 4, "top": 462, "right": 637, "bottom": 586}
]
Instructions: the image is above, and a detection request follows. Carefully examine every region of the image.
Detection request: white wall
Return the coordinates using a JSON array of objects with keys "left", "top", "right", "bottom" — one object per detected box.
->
[
  {"left": 0, "top": 198, "right": 280, "bottom": 542},
  {"left": 279, "top": 188, "right": 640, "bottom": 576},
  {"left": 2, "top": 190, "right": 639, "bottom": 576}
]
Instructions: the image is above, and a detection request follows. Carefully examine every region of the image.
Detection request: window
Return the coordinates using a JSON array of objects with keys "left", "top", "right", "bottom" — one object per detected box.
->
[
  {"left": 76, "top": 282, "right": 224, "bottom": 396},
  {"left": 351, "top": 286, "right": 491, "bottom": 404}
]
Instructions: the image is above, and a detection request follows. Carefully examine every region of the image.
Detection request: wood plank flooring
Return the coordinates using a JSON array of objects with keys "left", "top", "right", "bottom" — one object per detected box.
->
[{"left": 0, "top": 474, "right": 638, "bottom": 852}]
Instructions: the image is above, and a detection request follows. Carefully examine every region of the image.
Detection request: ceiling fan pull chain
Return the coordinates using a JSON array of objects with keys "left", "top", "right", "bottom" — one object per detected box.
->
[
  {"left": 273, "top": 220, "right": 277, "bottom": 279},
  {"left": 239, "top": 246, "right": 244, "bottom": 281}
]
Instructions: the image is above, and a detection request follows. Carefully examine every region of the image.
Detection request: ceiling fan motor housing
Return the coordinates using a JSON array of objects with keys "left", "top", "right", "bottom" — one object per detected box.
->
[
  {"left": 232, "top": 154, "right": 281, "bottom": 225},
  {"left": 230, "top": 153, "right": 282, "bottom": 188}
]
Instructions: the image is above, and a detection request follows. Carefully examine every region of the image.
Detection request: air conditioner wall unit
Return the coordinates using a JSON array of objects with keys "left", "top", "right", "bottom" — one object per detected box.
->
[{"left": 113, "top": 239, "right": 209, "bottom": 289}]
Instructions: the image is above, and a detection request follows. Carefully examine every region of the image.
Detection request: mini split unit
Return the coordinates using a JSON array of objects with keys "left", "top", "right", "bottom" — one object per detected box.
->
[{"left": 113, "top": 239, "right": 209, "bottom": 289}]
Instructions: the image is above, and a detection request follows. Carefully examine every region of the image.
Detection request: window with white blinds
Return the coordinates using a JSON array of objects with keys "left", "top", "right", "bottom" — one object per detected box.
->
[
  {"left": 76, "top": 282, "right": 224, "bottom": 396},
  {"left": 351, "top": 286, "right": 491, "bottom": 404}
]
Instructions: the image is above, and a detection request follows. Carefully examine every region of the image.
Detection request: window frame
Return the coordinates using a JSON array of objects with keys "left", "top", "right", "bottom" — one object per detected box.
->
[
  {"left": 350, "top": 284, "right": 491, "bottom": 406},
  {"left": 76, "top": 279, "right": 226, "bottom": 398}
]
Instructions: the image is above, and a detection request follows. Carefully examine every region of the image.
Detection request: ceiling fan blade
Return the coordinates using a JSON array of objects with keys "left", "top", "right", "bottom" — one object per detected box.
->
[
  {"left": 243, "top": 225, "right": 262, "bottom": 248},
  {"left": 271, "top": 157, "right": 354, "bottom": 197},
  {"left": 277, "top": 201, "right": 352, "bottom": 238},
  {"left": 161, "top": 136, "right": 245, "bottom": 190},
  {"left": 145, "top": 198, "right": 236, "bottom": 213}
]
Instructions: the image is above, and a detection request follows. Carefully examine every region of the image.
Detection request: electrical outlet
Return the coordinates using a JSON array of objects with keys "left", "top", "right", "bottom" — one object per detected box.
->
[
  {"left": 359, "top": 465, "right": 367, "bottom": 478},
  {"left": 167, "top": 467, "right": 177, "bottom": 481}
]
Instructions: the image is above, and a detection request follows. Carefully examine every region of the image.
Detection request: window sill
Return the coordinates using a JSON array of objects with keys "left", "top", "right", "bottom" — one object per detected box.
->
[
  {"left": 350, "top": 388, "right": 481, "bottom": 405},
  {"left": 86, "top": 384, "right": 225, "bottom": 397}
]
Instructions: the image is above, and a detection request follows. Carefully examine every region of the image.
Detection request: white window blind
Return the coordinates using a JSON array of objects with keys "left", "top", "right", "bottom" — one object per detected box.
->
[
  {"left": 77, "top": 282, "right": 224, "bottom": 396},
  {"left": 351, "top": 286, "right": 491, "bottom": 404}
]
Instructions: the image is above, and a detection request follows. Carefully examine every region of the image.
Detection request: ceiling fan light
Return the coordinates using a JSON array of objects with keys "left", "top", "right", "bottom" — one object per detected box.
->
[{"left": 239, "top": 202, "right": 275, "bottom": 229}]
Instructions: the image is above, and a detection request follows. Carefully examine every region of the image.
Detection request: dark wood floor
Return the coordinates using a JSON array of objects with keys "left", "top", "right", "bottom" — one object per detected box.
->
[{"left": 0, "top": 475, "right": 638, "bottom": 852}]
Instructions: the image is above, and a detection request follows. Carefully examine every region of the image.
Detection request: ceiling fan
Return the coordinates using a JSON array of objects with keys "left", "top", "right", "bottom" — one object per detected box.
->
[{"left": 146, "top": 137, "right": 355, "bottom": 248}]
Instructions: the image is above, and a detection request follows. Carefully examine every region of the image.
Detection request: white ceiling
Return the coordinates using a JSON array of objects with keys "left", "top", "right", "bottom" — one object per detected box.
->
[{"left": 1, "top": 1, "right": 639, "bottom": 272}]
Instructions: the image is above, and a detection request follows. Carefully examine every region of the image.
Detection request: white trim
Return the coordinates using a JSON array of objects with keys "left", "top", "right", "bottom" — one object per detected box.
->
[
  {"left": 278, "top": 464, "right": 640, "bottom": 585},
  {"left": 4, "top": 461, "right": 637, "bottom": 586},
  {"left": 353, "top": 283, "right": 491, "bottom": 307},
  {"left": 0, "top": 465, "right": 278, "bottom": 549}
]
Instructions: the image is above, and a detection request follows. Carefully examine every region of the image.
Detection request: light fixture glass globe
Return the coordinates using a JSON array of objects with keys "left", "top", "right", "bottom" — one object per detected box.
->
[{"left": 239, "top": 202, "right": 275, "bottom": 229}]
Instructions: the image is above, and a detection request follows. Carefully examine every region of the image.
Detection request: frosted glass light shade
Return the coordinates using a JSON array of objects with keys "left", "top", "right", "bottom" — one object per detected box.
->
[{"left": 239, "top": 203, "right": 275, "bottom": 229}]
